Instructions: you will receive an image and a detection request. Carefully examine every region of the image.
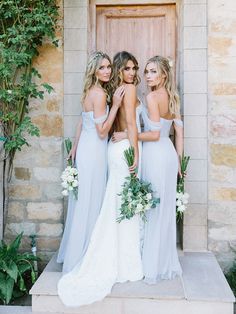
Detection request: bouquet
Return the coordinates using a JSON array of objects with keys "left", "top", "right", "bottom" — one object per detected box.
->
[
  {"left": 176, "top": 155, "right": 190, "bottom": 221},
  {"left": 61, "top": 138, "right": 78, "bottom": 199},
  {"left": 117, "top": 147, "right": 159, "bottom": 223}
]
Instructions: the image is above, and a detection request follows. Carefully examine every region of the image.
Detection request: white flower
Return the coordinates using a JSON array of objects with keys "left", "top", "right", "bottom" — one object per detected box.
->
[
  {"left": 68, "top": 186, "right": 73, "bottom": 191},
  {"left": 146, "top": 193, "right": 152, "bottom": 200},
  {"left": 168, "top": 59, "right": 173, "bottom": 68},
  {"left": 71, "top": 168, "right": 78, "bottom": 175},
  {"left": 183, "top": 193, "right": 189, "bottom": 200},
  {"left": 176, "top": 192, "right": 182, "bottom": 199},
  {"left": 67, "top": 175, "right": 74, "bottom": 183},
  {"left": 176, "top": 199, "right": 182, "bottom": 207},
  {"left": 137, "top": 204, "right": 143, "bottom": 211},
  {"left": 62, "top": 190, "right": 69, "bottom": 196},
  {"left": 72, "top": 180, "right": 78, "bottom": 187},
  {"left": 7, "top": 90, "right": 12, "bottom": 94},
  {"left": 61, "top": 181, "right": 68, "bottom": 188},
  {"left": 178, "top": 204, "right": 186, "bottom": 212}
]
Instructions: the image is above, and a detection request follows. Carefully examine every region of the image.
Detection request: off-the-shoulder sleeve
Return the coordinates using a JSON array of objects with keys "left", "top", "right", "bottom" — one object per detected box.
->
[
  {"left": 93, "top": 107, "right": 109, "bottom": 124},
  {"left": 173, "top": 119, "right": 183, "bottom": 128},
  {"left": 148, "top": 119, "right": 162, "bottom": 131},
  {"left": 141, "top": 107, "right": 161, "bottom": 131}
]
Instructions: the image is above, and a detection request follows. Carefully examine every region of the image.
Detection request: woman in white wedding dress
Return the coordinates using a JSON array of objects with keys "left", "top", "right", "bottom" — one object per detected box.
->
[{"left": 58, "top": 51, "right": 143, "bottom": 307}]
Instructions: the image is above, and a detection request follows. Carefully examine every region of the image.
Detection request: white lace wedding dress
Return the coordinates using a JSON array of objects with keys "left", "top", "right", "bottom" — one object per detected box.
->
[{"left": 58, "top": 105, "right": 143, "bottom": 307}]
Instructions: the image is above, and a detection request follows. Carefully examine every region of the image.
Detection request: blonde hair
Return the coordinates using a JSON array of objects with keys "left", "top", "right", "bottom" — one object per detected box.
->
[
  {"left": 81, "top": 51, "right": 112, "bottom": 105},
  {"left": 112, "top": 51, "right": 140, "bottom": 90},
  {"left": 145, "top": 56, "right": 180, "bottom": 116}
]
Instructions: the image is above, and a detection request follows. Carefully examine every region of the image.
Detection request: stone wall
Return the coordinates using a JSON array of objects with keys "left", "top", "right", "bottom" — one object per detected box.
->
[
  {"left": 208, "top": 0, "right": 236, "bottom": 270},
  {"left": 182, "top": 0, "right": 208, "bottom": 251},
  {"left": 4, "top": 1, "right": 64, "bottom": 264}
]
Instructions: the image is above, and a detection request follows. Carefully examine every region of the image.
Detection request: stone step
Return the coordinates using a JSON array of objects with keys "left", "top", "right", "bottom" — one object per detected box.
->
[{"left": 30, "top": 252, "right": 235, "bottom": 314}]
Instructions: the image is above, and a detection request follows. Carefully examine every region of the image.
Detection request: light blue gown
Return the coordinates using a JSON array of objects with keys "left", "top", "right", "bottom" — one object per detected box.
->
[
  {"left": 141, "top": 105, "right": 183, "bottom": 283},
  {"left": 57, "top": 107, "right": 108, "bottom": 273}
]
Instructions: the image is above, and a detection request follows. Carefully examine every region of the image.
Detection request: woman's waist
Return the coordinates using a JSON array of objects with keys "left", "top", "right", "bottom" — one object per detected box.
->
[{"left": 143, "top": 138, "right": 176, "bottom": 150}]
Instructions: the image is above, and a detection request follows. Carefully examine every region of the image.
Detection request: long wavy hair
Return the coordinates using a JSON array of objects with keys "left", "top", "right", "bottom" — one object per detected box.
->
[
  {"left": 145, "top": 55, "right": 180, "bottom": 116},
  {"left": 81, "top": 51, "right": 113, "bottom": 105},
  {"left": 111, "top": 51, "right": 140, "bottom": 133},
  {"left": 112, "top": 51, "right": 140, "bottom": 90}
]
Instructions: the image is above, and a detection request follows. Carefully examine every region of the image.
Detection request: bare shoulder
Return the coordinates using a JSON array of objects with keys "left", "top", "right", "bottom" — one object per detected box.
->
[
  {"left": 146, "top": 91, "right": 158, "bottom": 104},
  {"left": 124, "top": 83, "right": 136, "bottom": 94},
  {"left": 89, "top": 86, "right": 106, "bottom": 100},
  {"left": 155, "top": 88, "right": 168, "bottom": 102}
]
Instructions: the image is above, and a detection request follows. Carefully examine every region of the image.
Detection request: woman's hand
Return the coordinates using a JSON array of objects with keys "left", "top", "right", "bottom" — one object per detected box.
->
[
  {"left": 67, "top": 146, "right": 77, "bottom": 164},
  {"left": 129, "top": 155, "right": 138, "bottom": 174},
  {"left": 112, "top": 85, "right": 125, "bottom": 108},
  {"left": 111, "top": 131, "right": 127, "bottom": 143},
  {"left": 178, "top": 163, "right": 187, "bottom": 178}
]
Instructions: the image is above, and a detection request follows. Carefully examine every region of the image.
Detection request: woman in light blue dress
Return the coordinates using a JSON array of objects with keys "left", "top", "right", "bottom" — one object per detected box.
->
[
  {"left": 112, "top": 55, "right": 183, "bottom": 283},
  {"left": 57, "top": 51, "right": 124, "bottom": 273},
  {"left": 141, "top": 56, "right": 183, "bottom": 283}
]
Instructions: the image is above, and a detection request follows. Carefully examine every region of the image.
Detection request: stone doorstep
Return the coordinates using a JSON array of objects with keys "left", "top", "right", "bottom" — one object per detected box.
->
[
  {"left": 29, "top": 251, "right": 235, "bottom": 314},
  {"left": 0, "top": 306, "right": 32, "bottom": 314}
]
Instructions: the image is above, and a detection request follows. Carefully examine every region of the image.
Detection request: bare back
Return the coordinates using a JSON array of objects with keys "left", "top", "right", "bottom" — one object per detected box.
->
[
  {"left": 83, "top": 86, "right": 106, "bottom": 113},
  {"left": 114, "top": 85, "right": 139, "bottom": 132},
  {"left": 155, "top": 87, "right": 174, "bottom": 120}
]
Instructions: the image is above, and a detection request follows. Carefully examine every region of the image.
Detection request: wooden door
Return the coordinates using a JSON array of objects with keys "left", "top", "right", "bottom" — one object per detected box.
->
[{"left": 95, "top": 5, "right": 176, "bottom": 97}]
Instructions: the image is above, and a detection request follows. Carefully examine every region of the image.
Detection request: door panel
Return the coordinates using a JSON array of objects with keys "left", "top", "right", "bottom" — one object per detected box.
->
[{"left": 96, "top": 5, "right": 176, "bottom": 97}]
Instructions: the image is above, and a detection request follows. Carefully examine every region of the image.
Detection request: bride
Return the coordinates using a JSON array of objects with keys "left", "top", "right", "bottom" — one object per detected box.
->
[{"left": 58, "top": 51, "right": 143, "bottom": 307}]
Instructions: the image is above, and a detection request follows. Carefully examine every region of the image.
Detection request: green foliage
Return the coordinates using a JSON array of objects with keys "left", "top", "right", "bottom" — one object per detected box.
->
[
  {"left": 0, "top": 233, "right": 38, "bottom": 304},
  {"left": 0, "top": 0, "right": 59, "bottom": 163},
  {"left": 65, "top": 138, "right": 72, "bottom": 166},
  {"left": 117, "top": 147, "right": 160, "bottom": 223},
  {"left": 225, "top": 261, "right": 236, "bottom": 296},
  {"left": 0, "top": 0, "right": 60, "bottom": 234}
]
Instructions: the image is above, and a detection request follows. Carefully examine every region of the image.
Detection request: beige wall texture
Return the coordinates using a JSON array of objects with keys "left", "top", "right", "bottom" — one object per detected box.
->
[
  {"left": 208, "top": 0, "right": 236, "bottom": 270},
  {"left": 4, "top": 1, "right": 64, "bottom": 263}
]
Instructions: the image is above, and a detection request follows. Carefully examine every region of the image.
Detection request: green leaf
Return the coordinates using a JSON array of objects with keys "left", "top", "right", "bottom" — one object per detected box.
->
[
  {"left": 0, "top": 274, "right": 15, "bottom": 304},
  {"left": 7, "top": 232, "right": 23, "bottom": 253},
  {"left": 19, "top": 276, "right": 26, "bottom": 292},
  {"left": 5, "top": 261, "right": 18, "bottom": 282},
  {"left": 17, "top": 263, "right": 31, "bottom": 275}
]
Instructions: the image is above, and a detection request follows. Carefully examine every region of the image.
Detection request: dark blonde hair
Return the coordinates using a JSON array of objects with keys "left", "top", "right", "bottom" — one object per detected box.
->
[
  {"left": 112, "top": 51, "right": 140, "bottom": 89},
  {"left": 81, "top": 51, "right": 112, "bottom": 105},
  {"left": 145, "top": 55, "right": 180, "bottom": 116}
]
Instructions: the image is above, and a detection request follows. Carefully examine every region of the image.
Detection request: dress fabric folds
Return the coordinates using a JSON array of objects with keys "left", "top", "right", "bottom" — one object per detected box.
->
[
  {"left": 57, "top": 108, "right": 108, "bottom": 273},
  {"left": 141, "top": 105, "right": 182, "bottom": 284}
]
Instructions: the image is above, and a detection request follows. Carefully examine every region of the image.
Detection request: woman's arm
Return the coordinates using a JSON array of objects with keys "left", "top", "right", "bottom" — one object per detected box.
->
[
  {"left": 93, "top": 86, "right": 124, "bottom": 139},
  {"left": 68, "top": 116, "right": 82, "bottom": 163},
  {"left": 173, "top": 114, "right": 184, "bottom": 176},
  {"left": 123, "top": 84, "right": 139, "bottom": 171}
]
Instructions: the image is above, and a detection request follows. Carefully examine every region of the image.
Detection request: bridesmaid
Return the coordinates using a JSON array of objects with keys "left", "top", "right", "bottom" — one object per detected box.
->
[
  {"left": 141, "top": 55, "right": 183, "bottom": 283},
  {"left": 57, "top": 51, "right": 124, "bottom": 273},
  {"left": 112, "top": 55, "right": 183, "bottom": 282}
]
